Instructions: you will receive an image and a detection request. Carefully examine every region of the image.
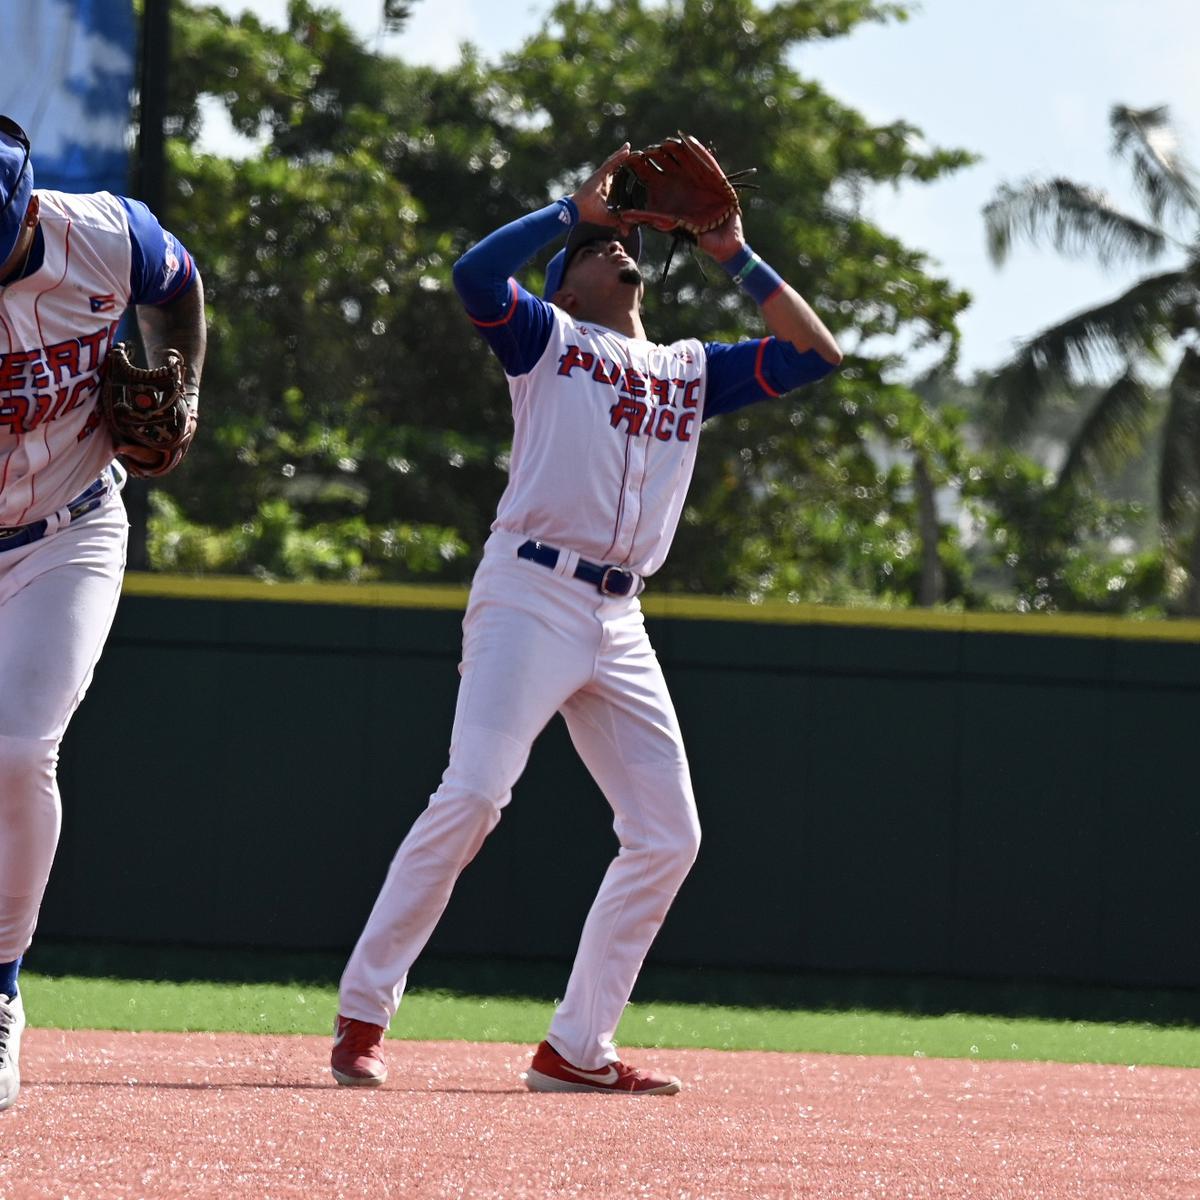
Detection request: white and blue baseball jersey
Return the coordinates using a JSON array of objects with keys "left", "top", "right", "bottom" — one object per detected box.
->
[
  {"left": 0, "top": 189, "right": 195, "bottom": 526},
  {"left": 339, "top": 201, "right": 839, "bottom": 1071},
  {"left": 499, "top": 311, "right": 706, "bottom": 575},
  {"left": 454, "top": 199, "right": 834, "bottom": 577}
]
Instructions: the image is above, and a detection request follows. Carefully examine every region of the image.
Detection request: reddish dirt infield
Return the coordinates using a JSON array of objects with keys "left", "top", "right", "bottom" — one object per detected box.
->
[{"left": 1, "top": 1031, "right": 1198, "bottom": 1199}]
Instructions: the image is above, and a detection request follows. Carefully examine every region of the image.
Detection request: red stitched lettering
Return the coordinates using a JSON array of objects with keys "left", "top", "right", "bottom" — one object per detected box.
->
[
  {"left": 63, "top": 375, "right": 98, "bottom": 414},
  {"left": 46, "top": 382, "right": 75, "bottom": 423},
  {"left": 80, "top": 329, "right": 108, "bottom": 372},
  {"left": 29, "top": 360, "right": 51, "bottom": 394},
  {"left": 621, "top": 368, "right": 647, "bottom": 399},
  {"left": 610, "top": 395, "right": 648, "bottom": 435},
  {"left": 0, "top": 396, "right": 29, "bottom": 433},
  {"left": 44, "top": 339, "right": 82, "bottom": 385},
  {"left": 25, "top": 393, "right": 54, "bottom": 431},
  {"left": 557, "top": 345, "right": 595, "bottom": 377},
  {"left": 592, "top": 358, "right": 622, "bottom": 386},
  {"left": 0, "top": 350, "right": 39, "bottom": 392}
]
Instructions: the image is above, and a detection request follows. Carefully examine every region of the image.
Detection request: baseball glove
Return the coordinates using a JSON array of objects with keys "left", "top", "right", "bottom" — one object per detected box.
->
[
  {"left": 100, "top": 343, "right": 197, "bottom": 478},
  {"left": 608, "top": 132, "right": 755, "bottom": 238}
]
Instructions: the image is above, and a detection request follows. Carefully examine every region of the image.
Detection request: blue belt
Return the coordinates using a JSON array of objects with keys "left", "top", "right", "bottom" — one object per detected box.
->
[
  {"left": 517, "top": 539, "right": 641, "bottom": 597},
  {"left": 0, "top": 474, "right": 110, "bottom": 553}
]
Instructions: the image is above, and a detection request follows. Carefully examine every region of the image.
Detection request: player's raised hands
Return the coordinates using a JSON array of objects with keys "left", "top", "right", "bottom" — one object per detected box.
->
[
  {"left": 570, "top": 144, "right": 633, "bottom": 228},
  {"left": 698, "top": 207, "right": 746, "bottom": 265}
]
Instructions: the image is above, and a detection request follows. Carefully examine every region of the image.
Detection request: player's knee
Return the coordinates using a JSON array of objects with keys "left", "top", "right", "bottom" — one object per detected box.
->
[
  {"left": 439, "top": 724, "right": 532, "bottom": 812},
  {"left": 433, "top": 775, "right": 511, "bottom": 817},
  {"left": 660, "top": 808, "right": 701, "bottom": 874},
  {"left": 0, "top": 733, "right": 57, "bottom": 807},
  {"left": 627, "top": 801, "right": 700, "bottom": 888},
  {"left": 635, "top": 770, "right": 701, "bottom": 863},
  {"left": 678, "top": 811, "right": 702, "bottom": 866},
  {"left": 426, "top": 784, "right": 506, "bottom": 834},
  {"left": 399, "top": 786, "right": 503, "bottom": 878}
]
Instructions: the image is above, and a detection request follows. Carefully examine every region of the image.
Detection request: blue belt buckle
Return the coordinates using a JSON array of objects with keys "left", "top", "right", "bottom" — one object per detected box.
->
[
  {"left": 518, "top": 537, "right": 638, "bottom": 597},
  {"left": 599, "top": 565, "right": 634, "bottom": 597}
]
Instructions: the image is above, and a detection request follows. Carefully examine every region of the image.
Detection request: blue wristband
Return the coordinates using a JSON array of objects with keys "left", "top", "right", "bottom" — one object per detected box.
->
[
  {"left": 719, "top": 243, "right": 784, "bottom": 305},
  {"left": 721, "top": 245, "right": 756, "bottom": 280}
]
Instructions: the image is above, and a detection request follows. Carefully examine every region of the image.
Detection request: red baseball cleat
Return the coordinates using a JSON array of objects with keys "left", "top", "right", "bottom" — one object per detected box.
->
[
  {"left": 523, "top": 1039, "right": 681, "bottom": 1095},
  {"left": 330, "top": 1014, "right": 388, "bottom": 1087}
]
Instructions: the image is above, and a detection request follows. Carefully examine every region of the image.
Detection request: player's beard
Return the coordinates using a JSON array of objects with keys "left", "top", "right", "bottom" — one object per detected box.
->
[{"left": 618, "top": 265, "right": 643, "bottom": 287}]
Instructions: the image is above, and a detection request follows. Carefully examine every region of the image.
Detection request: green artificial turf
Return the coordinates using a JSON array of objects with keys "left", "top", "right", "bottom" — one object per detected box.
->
[{"left": 21, "top": 971, "right": 1200, "bottom": 1069}]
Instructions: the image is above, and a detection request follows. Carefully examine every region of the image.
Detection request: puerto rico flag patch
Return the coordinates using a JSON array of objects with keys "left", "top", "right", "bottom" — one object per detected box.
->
[{"left": 89, "top": 293, "right": 117, "bottom": 313}]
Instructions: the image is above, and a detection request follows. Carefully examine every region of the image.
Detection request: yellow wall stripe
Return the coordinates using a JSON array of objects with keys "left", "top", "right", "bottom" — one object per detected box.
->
[
  {"left": 121, "top": 571, "right": 471, "bottom": 611},
  {"left": 120, "top": 571, "right": 1200, "bottom": 644}
]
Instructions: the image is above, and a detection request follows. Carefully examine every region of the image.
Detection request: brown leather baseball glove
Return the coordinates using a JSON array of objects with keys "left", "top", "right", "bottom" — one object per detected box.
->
[
  {"left": 100, "top": 342, "right": 197, "bottom": 478},
  {"left": 608, "top": 132, "right": 754, "bottom": 237}
]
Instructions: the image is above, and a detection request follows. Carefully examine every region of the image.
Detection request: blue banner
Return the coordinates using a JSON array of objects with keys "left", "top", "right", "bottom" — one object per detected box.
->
[{"left": 0, "top": 0, "right": 136, "bottom": 195}]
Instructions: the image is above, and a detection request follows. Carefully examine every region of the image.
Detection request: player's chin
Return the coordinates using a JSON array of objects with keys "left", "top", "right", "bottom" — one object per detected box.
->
[{"left": 618, "top": 265, "right": 643, "bottom": 287}]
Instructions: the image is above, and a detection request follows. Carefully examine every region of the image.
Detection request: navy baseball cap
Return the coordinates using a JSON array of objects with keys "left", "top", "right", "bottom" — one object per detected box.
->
[
  {"left": 0, "top": 117, "right": 33, "bottom": 266},
  {"left": 543, "top": 221, "right": 642, "bottom": 300}
]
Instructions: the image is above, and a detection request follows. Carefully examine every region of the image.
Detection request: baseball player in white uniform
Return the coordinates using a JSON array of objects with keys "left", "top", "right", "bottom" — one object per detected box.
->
[
  {"left": 0, "top": 117, "right": 206, "bottom": 1111},
  {"left": 331, "top": 144, "right": 840, "bottom": 1094}
]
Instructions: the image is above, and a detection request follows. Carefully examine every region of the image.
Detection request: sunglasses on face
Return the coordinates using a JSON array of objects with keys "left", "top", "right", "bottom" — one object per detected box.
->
[{"left": 0, "top": 116, "right": 31, "bottom": 222}]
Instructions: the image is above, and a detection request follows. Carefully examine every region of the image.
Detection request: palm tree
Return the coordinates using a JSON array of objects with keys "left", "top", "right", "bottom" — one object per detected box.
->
[{"left": 983, "top": 105, "right": 1200, "bottom": 608}]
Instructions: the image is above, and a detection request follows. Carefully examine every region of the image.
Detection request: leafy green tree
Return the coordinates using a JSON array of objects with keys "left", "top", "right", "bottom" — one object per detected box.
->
[
  {"left": 913, "top": 369, "right": 1168, "bottom": 615},
  {"left": 154, "top": 0, "right": 977, "bottom": 601},
  {"left": 983, "top": 105, "right": 1200, "bottom": 610},
  {"left": 497, "top": 0, "right": 974, "bottom": 602},
  {"left": 959, "top": 449, "right": 1168, "bottom": 615},
  {"left": 159, "top": 1, "right": 504, "bottom": 579}
]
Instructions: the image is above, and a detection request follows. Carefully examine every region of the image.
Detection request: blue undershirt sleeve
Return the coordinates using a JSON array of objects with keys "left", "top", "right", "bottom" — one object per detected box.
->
[
  {"left": 703, "top": 337, "right": 836, "bottom": 421},
  {"left": 116, "top": 195, "right": 196, "bottom": 306},
  {"left": 452, "top": 200, "right": 576, "bottom": 376}
]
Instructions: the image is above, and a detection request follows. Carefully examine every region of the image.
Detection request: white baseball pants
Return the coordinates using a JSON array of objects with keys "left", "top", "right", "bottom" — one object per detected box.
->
[
  {"left": 0, "top": 488, "right": 127, "bottom": 961},
  {"left": 339, "top": 530, "right": 701, "bottom": 1068}
]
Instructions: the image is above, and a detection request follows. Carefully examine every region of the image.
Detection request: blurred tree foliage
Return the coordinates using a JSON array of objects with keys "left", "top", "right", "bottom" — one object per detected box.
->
[
  {"left": 983, "top": 104, "right": 1200, "bottom": 612},
  {"left": 145, "top": 0, "right": 980, "bottom": 596},
  {"left": 149, "top": 0, "right": 1160, "bottom": 613},
  {"left": 918, "top": 371, "right": 1169, "bottom": 615}
]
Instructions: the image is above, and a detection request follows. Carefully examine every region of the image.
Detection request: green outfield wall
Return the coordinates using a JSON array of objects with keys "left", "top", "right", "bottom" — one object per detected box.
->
[{"left": 41, "top": 574, "right": 1200, "bottom": 989}]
